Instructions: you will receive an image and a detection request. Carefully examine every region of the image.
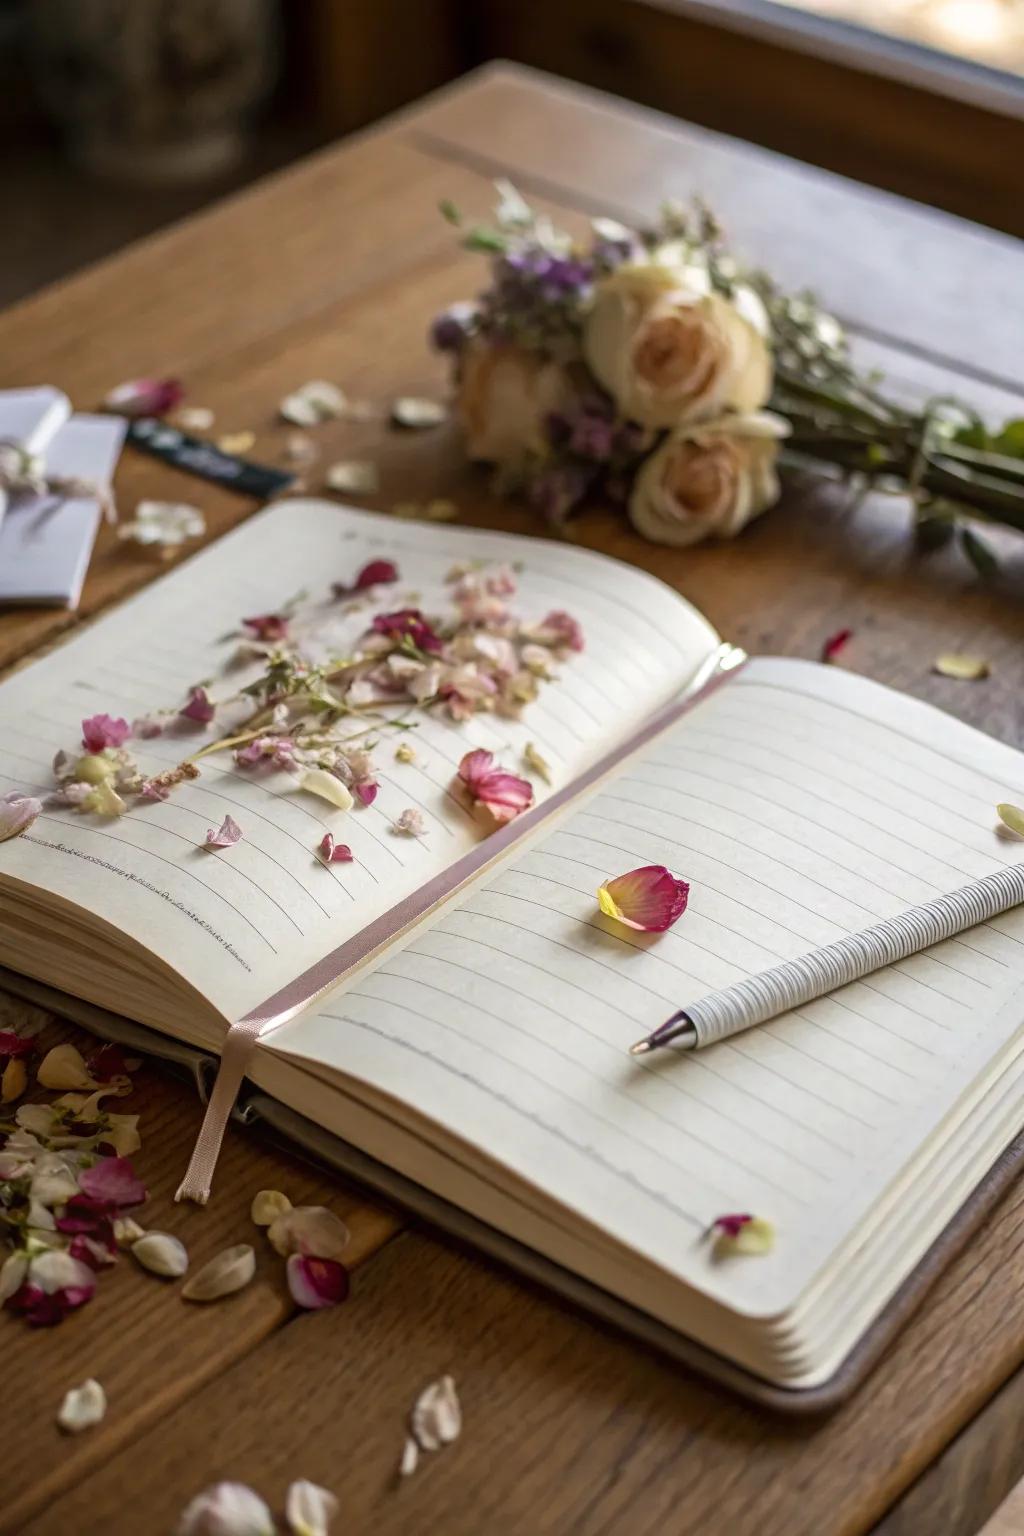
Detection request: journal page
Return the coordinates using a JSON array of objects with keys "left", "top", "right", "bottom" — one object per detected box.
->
[
  {"left": 267, "top": 657, "right": 1024, "bottom": 1316},
  {"left": 0, "top": 500, "right": 718, "bottom": 1023}
]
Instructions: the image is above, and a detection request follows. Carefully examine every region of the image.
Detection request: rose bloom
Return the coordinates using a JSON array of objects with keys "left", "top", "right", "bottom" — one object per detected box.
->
[
  {"left": 628, "top": 412, "right": 789, "bottom": 548},
  {"left": 456, "top": 338, "right": 573, "bottom": 464},
  {"left": 583, "top": 262, "right": 771, "bottom": 429}
]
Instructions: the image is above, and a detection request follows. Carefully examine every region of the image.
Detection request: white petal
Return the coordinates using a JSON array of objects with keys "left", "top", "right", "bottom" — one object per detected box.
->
[
  {"left": 399, "top": 1436, "right": 419, "bottom": 1478},
  {"left": 0, "top": 1251, "right": 28, "bottom": 1302},
  {"left": 57, "top": 1378, "right": 107, "bottom": 1433},
  {"left": 132, "top": 1232, "right": 189, "bottom": 1278},
  {"left": 325, "top": 460, "right": 379, "bottom": 496},
  {"left": 298, "top": 769, "right": 354, "bottom": 812},
  {"left": 410, "top": 1375, "right": 461, "bottom": 1452},
  {"left": 181, "top": 1244, "right": 255, "bottom": 1302},
  {"left": 30, "top": 1248, "right": 95, "bottom": 1295},
  {"left": 250, "top": 1189, "right": 291, "bottom": 1227},
  {"left": 391, "top": 396, "right": 446, "bottom": 429},
  {"left": 176, "top": 1481, "right": 275, "bottom": 1536},
  {"left": 0, "top": 792, "right": 42, "bottom": 841},
  {"left": 285, "top": 1479, "right": 339, "bottom": 1536}
]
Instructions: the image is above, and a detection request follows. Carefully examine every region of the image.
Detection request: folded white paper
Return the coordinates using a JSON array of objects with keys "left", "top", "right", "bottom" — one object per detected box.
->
[
  {"left": 0, "top": 414, "right": 126, "bottom": 609},
  {"left": 0, "top": 387, "right": 72, "bottom": 528}
]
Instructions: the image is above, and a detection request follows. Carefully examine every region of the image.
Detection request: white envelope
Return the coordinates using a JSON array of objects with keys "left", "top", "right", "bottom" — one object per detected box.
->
[{"left": 0, "top": 414, "right": 126, "bottom": 609}]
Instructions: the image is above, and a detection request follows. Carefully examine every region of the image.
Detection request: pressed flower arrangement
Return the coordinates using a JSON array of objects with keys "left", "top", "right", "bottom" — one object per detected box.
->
[{"left": 432, "top": 184, "right": 1024, "bottom": 573}]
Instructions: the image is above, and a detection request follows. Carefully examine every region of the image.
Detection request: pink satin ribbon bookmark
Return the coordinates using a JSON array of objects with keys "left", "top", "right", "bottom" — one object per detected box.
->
[{"left": 174, "top": 1014, "right": 264, "bottom": 1204}]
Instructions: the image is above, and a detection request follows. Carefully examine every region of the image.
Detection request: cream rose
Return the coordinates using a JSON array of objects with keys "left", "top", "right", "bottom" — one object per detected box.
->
[
  {"left": 456, "top": 338, "right": 573, "bottom": 465},
  {"left": 583, "top": 263, "right": 772, "bottom": 429},
  {"left": 628, "top": 412, "right": 788, "bottom": 547}
]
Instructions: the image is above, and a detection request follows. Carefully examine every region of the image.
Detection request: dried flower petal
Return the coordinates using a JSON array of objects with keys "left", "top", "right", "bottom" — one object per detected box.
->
[
  {"left": 180, "top": 686, "right": 216, "bottom": 724},
  {"left": 285, "top": 432, "right": 318, "bottom": 463},
  {"left": 266, "top": 1205, "right": 351, "bottom": 1262},
  {"left": 394, "top": 742, "right": 416, "bottom": 763},
  {"left": 934, "top": 653, "right": 990, "bottom": 681},
  {"left": 598, "top": 865, "right": 690, "bottom": 932},
  {"left": 997, "top": 804, "right": 1024, "bottom": 839},
  {"left": 82, "top": 714, "right": 130, "bottom": 752},
  {"left": 299, "top": 769, "right": 354, "bottom": 812},
  {"left": 399, "top": 1437, "right": 420, "bottom": 1478},
  {"left": 57, "top": 1378, "right": 106, "bottom": 1433},
  {"left": 132, "top": 1232, "right": 189, "bottom": 1278},
  {"left": 280, "top": 381, "right": 346, "bottom": 426},
  {"left": 709, "top": 1213, "right": 775, "bottom": 1257},
  {"left": 205, "top": 814, "right": 243, "bottom": 850},
  {"left": 176, "top": 406, "right": 215, "bottom": 432},
  {"left": 523, "top": 742, "right": 552, "bottom": 784},
  {"left": 458, "top": 748, "right": 534, "bottom": 826},
  {"left": 371, "top": 608, "right": 443, "bottom": 654},
  {"left": 217, "top": 431, "right": 255, "bottom": 455},
  {"left": 79, "top": 1156, "right": 147, "bottom": 1207},
  {"left": 113, "top": 1215, "right": 146, "bottom": 1247},
  {"left": 285, "top": 1480, "right": 339, "bottom": 1536},
  {"left": 0, "top": 1253, "right": 28, "bottom": 1304},
  {"left": 119, "top": 501, "right": 206, "bottom": 549},
  {"left": 38, "top": 1043, "right": 98, "bottom": 1091},
  {"left": 243, "top": 612, "right": 289, "bottom": 641},
  {"left": 0, "top": 790, "right": 42, "bottom": 842},
  {"left": 325, "top": 460, "right": 380, "bottom": 495},
  {"left": 181, "top": 1244, "right": 256, "bottom": 1302},
  {"left": 318, "top": 833, "right": 354, "bottom": 864},
  {"left": 394, "top": 808, "right": 426, "bottom": 837},
  {"left": 391, "top": 396, "right": 446, "bottom": 429},
  {"left": 251, "top": 1189, "right": 292, "bottom": 1226},
  {"left": 410, "top": 1374, "right": 461, "bottom": 1452},
  {"left": 104, "top": 377, "right": 183, "bottom": 418},
  {"left": 286, "top": 1253, "right": 350, "bottom": 1309},
  {"left": 1, "top": 1055, "right": 28, "bottom": 1102},
  {"left": 83, "top": 778, "right": 127, "bottom": 817},
  {"left": 821, "top": 628, "right": 853, "bottom": 664},
  {"left": 177, "top": 1482, "right": 274, "bottom": 1536}
]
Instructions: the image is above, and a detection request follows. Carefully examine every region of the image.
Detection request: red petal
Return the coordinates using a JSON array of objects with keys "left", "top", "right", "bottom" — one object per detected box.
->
[
  {"left": 599, "top": 865, "right": 690, "bottom": 932},
  {"left": 286, "top": 1254, "right": 350, "bottom": 1309},
  {"left": 821, "top": 628, "right": 852, "bottom": 664}
]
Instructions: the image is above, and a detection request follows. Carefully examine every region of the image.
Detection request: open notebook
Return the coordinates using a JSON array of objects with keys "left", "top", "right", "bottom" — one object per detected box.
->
[{"left": 2, "top": 500, "right": 1023, "bottom": 1405}]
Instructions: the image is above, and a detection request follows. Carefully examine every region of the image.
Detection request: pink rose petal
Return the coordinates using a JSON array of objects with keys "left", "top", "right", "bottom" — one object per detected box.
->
[
  {"left": 457, "top": 748, "right": 534, "bottom": 825},
  {"left": 81, "top": 714, "right": 131, "bottom": 752},
  {"left": 179, "top": 686, "right": 215, "bottom": 724},
  {"left": 332, "top": 559, "right": 400, "bottom": 598},
  {"left": 597, "top": 865, "right": 690, "bottom": 932},
  {"left": 354, "top": 780, "right": 378, "bottom": 806},
  {"left": 319, "top": 834, "right": 353, "bottom": 864},
  {"left": 204, "top": 814, "right": 243, "bottom": 850},
  {"left": 104, "top": 377, "right": 184, "bottom": 418},
  {"left": 286, "top": 1253, "right": 350, "bottom": 1309},
  {"left": 77, "top": 1156, "right": 147, "bottom": 1208},
  {"left": 536, "top": 610, "right": 584, "bottom": 652},
  {"left": 242, "top": 612, "right": 289, "bottom": 642}
]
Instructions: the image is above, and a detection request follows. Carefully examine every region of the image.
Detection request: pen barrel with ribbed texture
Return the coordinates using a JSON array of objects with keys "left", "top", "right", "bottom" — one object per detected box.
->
[{"left": 685, "top": 864, "right": 1024, "bottom": 1048}]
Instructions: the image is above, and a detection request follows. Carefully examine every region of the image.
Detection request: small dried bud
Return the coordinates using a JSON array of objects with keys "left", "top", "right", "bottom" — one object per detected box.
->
[
  {"left": 182, "top": 1244, "right": 256, "bottom": 1302},
  {"left": 285, "top": 1479, "right": 339, "bottom": 1536},
  {"left": 113, "top": 1216, "right": 146, "bottom": 1248},
  {"left": 133, "top": 1231, "right": 189, "bottom": 1278},
  {"left": 176, "top": 1481, "right": 274, "bottom": 1536},
  {"left": 250, "top": 1189, "right": 291, "bottom": 1227},
  {"left": 57, "top": 1378, "right": 107, "bottom": 1433}
]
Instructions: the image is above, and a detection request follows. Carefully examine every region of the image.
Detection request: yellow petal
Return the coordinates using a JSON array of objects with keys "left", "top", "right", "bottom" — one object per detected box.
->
[
  {"left": 933, "top": 653, "right": 990, "bottom": 680},
  {"left": 997, "top": 803, "right": 1024, "bottom": 839}
]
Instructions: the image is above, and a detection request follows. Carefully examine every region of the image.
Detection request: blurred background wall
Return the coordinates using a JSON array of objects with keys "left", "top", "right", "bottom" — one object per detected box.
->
[{"left": 1, "top": 0, "right": 1022, "bottom": 307}]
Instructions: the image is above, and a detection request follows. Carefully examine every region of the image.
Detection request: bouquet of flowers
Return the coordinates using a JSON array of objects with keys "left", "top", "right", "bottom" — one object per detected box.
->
[{"left": 430, "top": 183, "right": 1024, "bottom": 573}]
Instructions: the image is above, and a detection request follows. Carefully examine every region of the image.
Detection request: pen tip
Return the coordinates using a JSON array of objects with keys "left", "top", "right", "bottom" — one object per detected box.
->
[{"left": 628, "top": 1038, "right": 652, "bottom": 1056}]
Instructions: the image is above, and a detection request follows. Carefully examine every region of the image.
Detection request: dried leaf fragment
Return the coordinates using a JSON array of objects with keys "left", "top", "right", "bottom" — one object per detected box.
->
[
  {"left": 57, "top": 1378, "right": 107, "bottom": 1433},
  {"left": 251, "top": 1188, "right": 291, "bottom": 1227},
  {"left": 410, "top": 1374, "right": 462, "bottom": 1453},
  {"left": 933, "top": 653, "right": 990, "bottom": 681},
  {"left": 325, "top": 460, "right": 380, "bottom": 496},
  {"left": 997, "top": 803, "right": 1024, "bottom": 839},
  {"left": 181, "top": 1243, "right": 256, "bottom": 1302}
]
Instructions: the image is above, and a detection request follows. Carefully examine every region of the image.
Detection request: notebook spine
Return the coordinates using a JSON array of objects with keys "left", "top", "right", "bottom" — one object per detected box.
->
[{"left": 686, "top": 863, "right": 1024, "bottom": 1047}]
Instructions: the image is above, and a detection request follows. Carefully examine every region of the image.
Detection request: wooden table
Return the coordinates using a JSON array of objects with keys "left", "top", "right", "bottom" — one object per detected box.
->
[{"left": 2, "top": 64, "right": 1024, "bottom": 1536}]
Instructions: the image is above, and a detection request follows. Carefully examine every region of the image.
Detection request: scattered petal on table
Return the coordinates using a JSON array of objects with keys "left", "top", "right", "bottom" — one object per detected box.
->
[
  {"left": 391, "top": 396, "right": 447, "bottom": 429},
  {"left": 251, "top": 1189, "right": 292, "bottom": 1226},
  {"left": 132, "top": 1232, "right": 189, "bottom": 1278},
  {"left": 285, "top": 1479, "right": 339, "bottom": 1536},
  {"left": 217, "top": 431, "right": 256, "bottom": 455},
  {"left": 181, "top": 1244, "right": 256, "bottom": 1302},
  {"left": 325, "top": 459, "right": 380, "bottom": 495},
  {"left": 410, "top": 1375, "right": 462, "bottom": 1452},
  {"left": 821, "top": 628, "right": 852, "bottom": 664},
  {"left": 176, "top": 1482, "right": 274, "bottom": 1536},
  {"left": 118, "top": 501, "right": 206, "bottom": 550},
  {"left": 104, "top": 377, "right": 183, "bottom": 418},
  {"left": 57, "top": 1379, "right": 107, "bottom": 1433},
  {"left": 176, "top": 406, "right": 215, "bottom": 432},
  {"left": 286, "top": 1253, "right": 350, "bottom": 1309},
  {"left": 933, "top": 653, "right": 990, "bottom": 680}
]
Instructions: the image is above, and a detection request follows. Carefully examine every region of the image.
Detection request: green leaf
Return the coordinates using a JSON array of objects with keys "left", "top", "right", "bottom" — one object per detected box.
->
[
  {"left": 439, "top": 199, "right": 462, "bottom": 226},
  {"left": 462, "top": 227, "right": 507, "bottom": 253},
  {"left": 993, "top": 419, "right": 1024, "bottom": 458},
  {"left": 952, "top": 423, "right": 990, "bottom": 451},
  {"left": 960, "top": 526, "right": 999, "bottom": 578}
]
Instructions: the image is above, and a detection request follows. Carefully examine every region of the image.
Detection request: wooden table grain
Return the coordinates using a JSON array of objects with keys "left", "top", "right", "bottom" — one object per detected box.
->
[{"left": 1, "top": 64, "right": 1023, "bottom": 1536}]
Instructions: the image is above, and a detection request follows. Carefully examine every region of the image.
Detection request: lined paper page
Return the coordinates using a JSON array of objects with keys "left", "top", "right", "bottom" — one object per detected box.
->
[
  {"left": 269, "top": 657, "right": 1024, "bottom": 1314},
  {"left": 0, "top": 500, "right": 718, "bottom": 1022}
]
